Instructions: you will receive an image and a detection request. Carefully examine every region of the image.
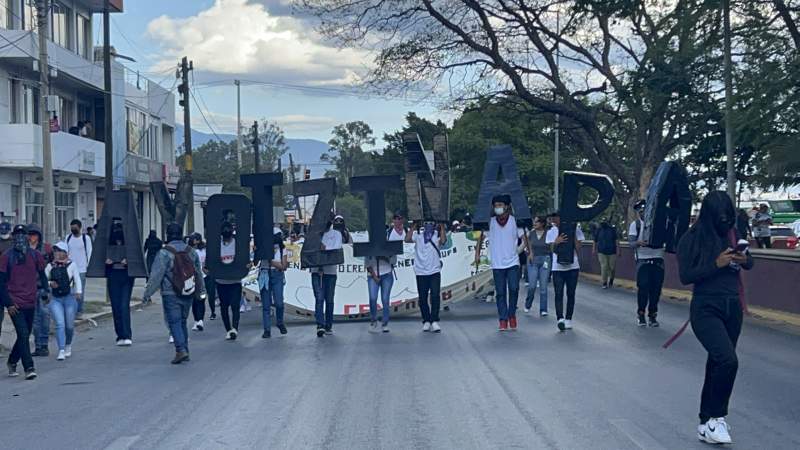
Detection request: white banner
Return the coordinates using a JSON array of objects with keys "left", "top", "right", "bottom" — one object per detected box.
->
[{"left": 243, "top": 232, "right": 494, "bottom": 320}]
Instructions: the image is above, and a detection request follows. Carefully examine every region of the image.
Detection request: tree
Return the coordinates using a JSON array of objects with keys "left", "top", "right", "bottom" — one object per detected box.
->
[
  {"left": 301, "top": 0, "right": 727, "bottom": 214},
  {"left": 323, "top": 121, "right": 376, "bottom": 190},
  {"left": 258, "top": 120, "right": 289, "bottom": 173}
]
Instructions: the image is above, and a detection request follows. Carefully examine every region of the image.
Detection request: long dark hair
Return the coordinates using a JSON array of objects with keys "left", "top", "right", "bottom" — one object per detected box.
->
[{"left": 678, "top": 191, "right": 736, "bottom": 268}]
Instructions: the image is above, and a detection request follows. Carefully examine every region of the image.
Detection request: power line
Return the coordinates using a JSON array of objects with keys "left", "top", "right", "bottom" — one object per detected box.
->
[{"left": 190, "top": 89, "right": 225, "bottom": 143}]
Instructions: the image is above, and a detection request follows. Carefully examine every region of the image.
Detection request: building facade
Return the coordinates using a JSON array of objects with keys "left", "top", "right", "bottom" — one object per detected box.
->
[{"left": 0, "top": 0, "right": 178, "bottom": 240}]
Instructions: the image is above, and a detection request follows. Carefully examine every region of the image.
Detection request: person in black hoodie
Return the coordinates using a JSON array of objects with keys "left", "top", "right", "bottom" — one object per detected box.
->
[
  {"left": 143, "top": 230, "right": 163, "bottom": 277},
  {"left": 677, "top": 191, "right": 753, "bottom": 445},
  {"left": 105, "top": 221, "right": 134, "bottom": 346}
]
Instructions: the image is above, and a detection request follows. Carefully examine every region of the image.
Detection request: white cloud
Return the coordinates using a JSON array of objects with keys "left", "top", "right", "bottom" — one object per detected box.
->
[
  {"left": 192, "top": 110, "right": 336, "bottom": 135},
  {"left": 146, "top": 0, "right": 370, "bottom": 86}
]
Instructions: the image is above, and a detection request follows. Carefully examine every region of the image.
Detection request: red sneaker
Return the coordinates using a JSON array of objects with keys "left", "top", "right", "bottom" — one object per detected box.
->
[
  {"left": 499, "top": 320, "right": 508, "bottom": 331},
  {"left": 509, "top": 316, "right": 518, "bottom": 330}
]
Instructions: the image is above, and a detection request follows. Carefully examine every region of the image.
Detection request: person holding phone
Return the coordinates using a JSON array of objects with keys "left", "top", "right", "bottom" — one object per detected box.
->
[
  {"left": 677, "top": 191, "right": 753, "bottom": 445},
  {"left": 545, "top": 211, "right": 585, "bottom": 332}
]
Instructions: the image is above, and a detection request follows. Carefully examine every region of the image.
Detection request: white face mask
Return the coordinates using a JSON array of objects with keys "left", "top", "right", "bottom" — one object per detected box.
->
[{"left": 494, "top": 207, "right": 505, "bottom": 216}]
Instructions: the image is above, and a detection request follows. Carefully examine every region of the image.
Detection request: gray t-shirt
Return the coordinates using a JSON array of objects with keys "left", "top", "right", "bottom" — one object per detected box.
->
[{"left": 528, "top": 229, "right": 548, "bottom": 257}]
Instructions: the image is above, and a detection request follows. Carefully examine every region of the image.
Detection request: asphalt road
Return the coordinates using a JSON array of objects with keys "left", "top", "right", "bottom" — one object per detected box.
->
[{"left": 1, "top": 280, "right": 799, "bottom": 450}]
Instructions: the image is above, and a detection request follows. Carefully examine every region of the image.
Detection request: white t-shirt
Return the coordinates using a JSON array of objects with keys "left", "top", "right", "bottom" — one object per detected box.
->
[
  {"left": 752, "top": 212, "right": 772, "bottom": 237},
  {"left": 319, "top": 229, "right": 343, "bottom": 275},
  {"left": 412, "top": 230, "right": 442, "bottom": 276},
  {"left": 628, "top": 220, "right": 665, "bottom": 260},
  {"left": 546, "top": 224, "right": 585, "bottom": 271},
  {"left": 488, "top": 216, "right": 524, "bottom": 270},
  {"left": 365, "top": 228, "right": 405, "bottom": 276},
  {"left": 65, "top": 233, "right": 92, "bottom": 273},
  {"left": 196, "top": 248, "right": 207, "bottom": 278},
  {"left": 216, "top": 238, "right": 240, "bottom": 284}
]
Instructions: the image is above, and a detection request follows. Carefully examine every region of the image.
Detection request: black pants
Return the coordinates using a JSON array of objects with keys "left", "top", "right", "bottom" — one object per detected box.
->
[
  {"left": 552, "top": 269, "right": 579, "bottom": 320},
  {"left": 7, "top": 307, "right": 35, "bottom": 371},
  {"left": 205, "top": 277, "right": 216, "bottom": 316},
  {"left": 416, "top": 273, "right": 441, "bottom": 323},
  {"left": 755, "top": 236, "right": 771, "bottom": 249},
  {"left": 192, "top": 296, "right": 206, "bottom": 322},
  {"left": 691, "top": 295, "right": 743, "bottom": 423},
  {"left": 216, "top": 282, "right": 241, "bottom": 332},
  {"left": 107, "top": 269, "right": 133, "bottom": 340},
  {"left": 636, "top": 260, "right": 664, "bottom": 318}
]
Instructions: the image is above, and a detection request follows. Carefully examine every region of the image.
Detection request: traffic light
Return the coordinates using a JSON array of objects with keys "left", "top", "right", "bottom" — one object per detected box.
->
[{"left": 304, "top": 169, "right": 311, "bottom": 180}]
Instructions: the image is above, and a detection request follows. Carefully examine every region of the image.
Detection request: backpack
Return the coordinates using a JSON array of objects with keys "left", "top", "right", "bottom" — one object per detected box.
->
[
  {"left": 164, "top": 246, "right": 198, "bottom": 298},
  {"left": 50, "top": 263, "right": 72, "bottom": 297}
]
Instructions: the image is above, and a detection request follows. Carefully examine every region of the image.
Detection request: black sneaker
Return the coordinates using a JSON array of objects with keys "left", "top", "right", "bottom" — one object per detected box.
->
[
  {"left": 7, "top": 363, "right": 18, "bottom": 377},
  {"left": 608, "top": 279, "right": 614, "bottom": 288},
  {"left": 278, "top": 324, "right": 288, "bottom": 335},
  {"left": 24, "top": 370, "right": 37, "bottom": 380},
  {"left": 209, "top": 313, "right": 217, "bottom": 320},
  {"left": 32, "top": 347, "right": 48, "bottom": 357},
  {"left": 602, "top": 283, "right": 608, "bottom": 289},
  {"left": 316, "top": 327, "right": 325, "bottom": 338},
  {"left": 324, "top": 328, "right": 334, "bottom": 335},
  {"left": 649, "top": 317, "right": 660, "bottom": 327},
  {"left": 638, "top": 315, "right": 647, "bottom": 327},
  {"left": 171, "top": 352, "right": 190, "bottom": 364},
  {"left": 262, "top": 330, "right": 271, "bottom": 339}
]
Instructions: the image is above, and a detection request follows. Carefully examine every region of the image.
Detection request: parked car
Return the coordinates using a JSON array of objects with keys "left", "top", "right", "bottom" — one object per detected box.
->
[{"left": 769, "top": 226, "right": 798, "bottom": 250}]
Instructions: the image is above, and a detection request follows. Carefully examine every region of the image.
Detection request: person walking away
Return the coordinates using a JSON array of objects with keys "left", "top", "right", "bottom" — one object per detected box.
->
[
  {"left": 143, "top": 223, "right": 206, "bottom": 364},
  {"left": 524, "top": 216, "right": 551, "bottom": 316},
  {"left": 365, "top": 212, "right": 405, "bottom": 333},
  {"left": 45, "top": 242, "right": 82, "bottom": 360},
  {"left": 751, "top": 203, "right": 773, "bottom": 249},
  {"left": 143, "top": 230, "right": 163, "bottom": 281},
  {"left": 677, "top": 191, "right": 753, "bottom": 445},
  {"left": 629, "top": 200, "right": 666, "bottom": 327},
  {"left": 546, "top": 211, "right": 585, "bottom": 332},
  {"left": 0, "top": 222, "right": 12, "bottom": 345},
  {"left": 215, "top": 222, "right": 244, "bottom": 341},
  {"left": 260, "top": 228, "right": 289, "bottom": 338},
  {"left": 27, "top": 224, "right": 52, "bottom": 357},
  {"left": 593, "top": 218, "right": 619, "bottom": 289},
  {"left": 105, "top": 221, "right": 134, "bottom": 346},
  {"left": 475, "top": 195, "right": 528, "bottom": 331},
  {"left": 66, "top": 219, "right": 92, "bottom": 318},
  {"left": 735, "top": 209, "right": 751, "bottom": 241},
  {"left": 313, "top": 215, "right": 350, "bottom": 337},
  {"left": 406, "top": 218, "right": 445, "bottom": 332},
  {"left": 0, "top": 225, "right": 46, "bottom": 379}
]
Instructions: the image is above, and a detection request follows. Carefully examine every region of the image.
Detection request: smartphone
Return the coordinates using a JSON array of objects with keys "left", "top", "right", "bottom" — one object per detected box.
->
[{"left": 734, "top": 239, "right": 749, "bottom": 253}]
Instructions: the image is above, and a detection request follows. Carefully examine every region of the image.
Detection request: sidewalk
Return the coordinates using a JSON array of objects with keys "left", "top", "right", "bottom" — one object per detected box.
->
[{"left": 0, "top": 277, "right": 157, "bottom": 352}]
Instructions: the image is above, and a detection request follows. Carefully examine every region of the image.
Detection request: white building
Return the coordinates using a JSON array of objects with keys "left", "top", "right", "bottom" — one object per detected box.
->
[{"left": 0, "top": 0, "right": 179, "bottom": 240}]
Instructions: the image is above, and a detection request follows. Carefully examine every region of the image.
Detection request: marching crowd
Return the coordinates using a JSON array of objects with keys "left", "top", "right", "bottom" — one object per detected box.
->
[{"left": 0, "top": 190, "right": 754, "bottom": 444}]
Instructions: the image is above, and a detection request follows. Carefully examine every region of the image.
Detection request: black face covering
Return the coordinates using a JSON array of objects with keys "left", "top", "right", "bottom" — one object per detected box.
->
[
  {"left": 13, "top": 233, "right": 28, "bottom": 254},
  {"left": 713, "top": 213, "right": 735, "bottom": 237},
  {"left": 221, "top": 229, "right": 233, "bottom": 239}
]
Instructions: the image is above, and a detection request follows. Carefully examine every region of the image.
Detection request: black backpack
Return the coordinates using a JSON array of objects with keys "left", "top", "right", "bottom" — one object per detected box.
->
[{"left": 50, "top": 263, "right": 72, "bottom": 297}]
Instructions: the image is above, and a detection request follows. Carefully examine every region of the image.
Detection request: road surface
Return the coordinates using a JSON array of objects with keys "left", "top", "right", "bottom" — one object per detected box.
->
[{"left": 1, "top": 280, "right": 798, "bottom": 449}]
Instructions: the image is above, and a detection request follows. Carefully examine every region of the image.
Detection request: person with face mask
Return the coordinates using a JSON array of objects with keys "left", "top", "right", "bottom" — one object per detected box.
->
[
  {"left": 66, "top": 219, "right": 92, "bottom": 318},
  {"left": 188, "top": 233, "right": 209, "bottom": 331},
  {"left": 27, "top": 224, "right": 52, "bottom": 357},
  {"left": 545, "top": 211, "right": 585, "bottom": 331},
  {"left": 364, "top": 212, "right": 406, "bottom": 334},
  {"left": 0, "top": 225, "right": 46, "bottom": 379},
  {"left": 677, "top": 191, "right": 753, "bottom": 445},
  {"left": 313, "top": 214, "right": 350, "bottom": 337},
  {"left": 406, "top": 217, "right": 446, "bottom": 332},
  {"left": 260, "top": 228, "right": 289, "bottom": 339},
  {"left": 143, "top": 230, "right": 163, "bottom": 282},
  {"left": 475, "top": 195, "right": 529, "bottom": 331},
  {"left": 629, "top": 200, "right": 666, "bottom": 327},
  {"left": 0, "top": 221, "right": 11, "bottom": 343},
  {"left": 215, "top": 221, "right": 243, "bottom": 340},
  {"left": 46, "top": 242, "right": 82, "bottom": 361},
  {"left": 105, "top": 221, "right": 134, "bottom": 346}
]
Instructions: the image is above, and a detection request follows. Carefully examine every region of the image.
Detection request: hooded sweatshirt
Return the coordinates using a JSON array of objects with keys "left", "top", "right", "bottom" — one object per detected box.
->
[
  {"left": 142, "top": 240, "right": 205, "bottom": 299},
  {"left": 0, "top": 245, "right": 46, "bottom": 309}
]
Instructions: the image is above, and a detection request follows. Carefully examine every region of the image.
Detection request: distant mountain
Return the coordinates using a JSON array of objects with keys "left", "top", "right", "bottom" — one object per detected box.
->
[{"left": 175, "top": 125, "right": 330, "bottom": 171}]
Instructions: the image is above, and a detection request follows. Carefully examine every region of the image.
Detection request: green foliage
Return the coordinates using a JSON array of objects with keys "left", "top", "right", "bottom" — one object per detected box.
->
[{"left": 334, "top": 192, "right": 368, "bottom": 230}]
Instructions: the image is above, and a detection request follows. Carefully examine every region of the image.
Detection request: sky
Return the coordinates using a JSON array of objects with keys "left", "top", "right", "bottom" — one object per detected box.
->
[{"left": 104, "top": 0, "right": 448, "bottom": 145}]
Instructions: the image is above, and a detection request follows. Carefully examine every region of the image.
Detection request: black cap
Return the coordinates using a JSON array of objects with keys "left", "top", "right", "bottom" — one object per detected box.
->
[
  {"left": 12, "top": 224, "right": 27, "bottom": 235},
  {"left": 392, "top": 210, "right": 404, "bottom": 219},
  {"left": 491, "top": 194, "right": 511, "bottom": 205},
  {"left": 548, "top": 210, "right": 561, "bottom": 217},
  {"left": 191, "top": 232, "right": 202, "bottom": 241},
  {"left": 166, "top": 223, "right": 183, "bottom": 240}
]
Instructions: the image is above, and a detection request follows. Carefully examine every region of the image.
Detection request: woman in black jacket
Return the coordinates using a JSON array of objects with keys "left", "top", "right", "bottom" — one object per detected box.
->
[
  {"left": 677, "top": 191, "right": 753, "bottom": 445},
  {"left": 143, "top": 230, "right": 163, "bottom": 277}
]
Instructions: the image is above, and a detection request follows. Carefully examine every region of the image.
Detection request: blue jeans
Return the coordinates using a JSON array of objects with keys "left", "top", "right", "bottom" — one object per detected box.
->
[
  {"left": 493, "top": 265, "right": 521, "bottom": 321},
  {"left": 312, "top": 273, "right": 336, "bottom": 329},
  {"left": 525, "top": 256, "right": 550, "bottom": 312},
  {"left": 48, "top": 294, "right": 77, "bottom": 350},
  {"left": 163, "top": 295, "right": 192, "bottom": 353},
  {"left": 33, "top": 296, "right": 51, "bottom": 348},
  {"left": 368, "top": 273, "right": 394, "bottom": 325},
  {"left": 261, "top": 270, "right": 286, "bottom": 330}
]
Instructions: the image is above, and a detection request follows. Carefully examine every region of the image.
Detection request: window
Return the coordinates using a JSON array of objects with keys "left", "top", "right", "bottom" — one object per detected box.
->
[
  {"left": 55, "top": 191, "right": 76, "bottom": 237},
  {"left": 12, "top": 82, "right": 41, "bottom": 125},
  {"left": 55, "top": 95, "right": 73, "bottom": 130},
  {"left": 146, "top": 123, "right": 159, "bottom": 160},
  {"left": 50, "top": 1, "right": 70, "bottom": 49},
  {"left": 76, "top": 13, "right": 90, "bottom": 59},
  {"left": 1, "top": 0, "right": 10, "bottom": 29},
  {"left": 126, "top": 106, "right": 146, "bottom": 154},
  {"left": 25, "top": 188, "right": 43, "bottom": 227},
  {"left": 22, "top": 0, "right": 36, "bottom": 32}
]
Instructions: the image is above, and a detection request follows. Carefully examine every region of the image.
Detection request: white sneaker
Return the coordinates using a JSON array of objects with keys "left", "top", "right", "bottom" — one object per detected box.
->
[
  {"left": 369, "top": 322, "right": 380, "bottom": 333},
  {"left": 57, "top": 350, "right": 66, "bottom": 361},
  {"left": 116, "top": 340, "right": 126, "bottom": 346},
  {"left": 231, "top": 329, "right": 239, "bottom": 339},
  {"left": 123, "top": 339, "right": 133, "bottom": 346},
  {"left": 540, "top": 311, "right": 548, "bottom": 317},
  {"left": 191, "top": 323, "right": 199, "bottom": 331},
  {"left": 699, "top": 417, "right": 732, "bottom": 444},
  {"left": 64, "top": 345, "right": 72, "bottom": 358},
  {"left": 431, "top": 322, "right": 441, "bottom": 333},
  {"left": 196, "top": 320, "right": 204, "bottom": 331},
  {"left": 245, "top": 303, "right": 252, "bottom": 312},
  {"left": 382, "top": 324, "right": 390, "bottom": 333},
  {"left": 564, "top": 319, "right": 573, "bottom": 330},
  {"left": 524, "top": 307, "right": 530, "bottom": 313},
  {"left": 422, "top": 322, "right": 431, "bottom": 332},
  {"left": 225, "top": 330, "right": 234, "bottom": 340},
  {"left": 239, "top": 305, "right": 246, "bottom": 313},
  {"left": 169, "top": 335, "right": 174, "bottom": 343}
]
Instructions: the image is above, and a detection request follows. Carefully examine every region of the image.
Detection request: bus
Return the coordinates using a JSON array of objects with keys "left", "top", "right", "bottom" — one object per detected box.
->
[{"left": 764, "top": 200, "right": 800, "bottom": 224}]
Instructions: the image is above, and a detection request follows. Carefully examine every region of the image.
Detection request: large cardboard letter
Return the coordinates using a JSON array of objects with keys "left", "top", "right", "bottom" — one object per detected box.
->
[
  {"left": 351, "top": 175, "right": 403, "bottom": 258},
  {"left": 294, "top": 178, "right": 343, "bottom": 268},
  {"left": 205, "top": 194, "right": 252, "bottom": 280},
  {"left": 556, "top": 171, "right": 615, "bottom": 265},
  {"left": 241, "top": 172, "right": 283, "bottom": 261},
  {"left": 87, "top": 190, "right": 147, "bottom": 278},
  {"left": 404, "top": 133, "right": 450, "bottom": 222},
  {"left": 473, "top": 145, "right": 531, "bottom": 230},
  {"left": 640, "top": 162, "right": 691, "bottom": 253},
  {"left": 149, "top": 178, "right": 192, "bottom": 228}
]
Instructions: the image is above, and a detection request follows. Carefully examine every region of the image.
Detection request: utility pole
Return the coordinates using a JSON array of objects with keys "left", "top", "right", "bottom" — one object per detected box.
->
[
  {"left": 178, "top": 56, "right": 195, "bottom": 232},
  {"left": 723, "top": 0, "right": 736, "bottom": 202},
  {"left": 103, "top": 0, "right": 114, "bottom": 200},
  {"left": 36, "top": 0, "right": 55, "bottom": 242},
  {"left": 553, "top": 10, "right": 561, "bottom": 211},
  {"left": 235, "top": 80, "right": 242, "bottom": 168},
  {"left": 251, "top": 121, "right": 260, "bottom": 173},
  {"left": 289, "top": 153, "right": 302, "bottom": 220}
]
